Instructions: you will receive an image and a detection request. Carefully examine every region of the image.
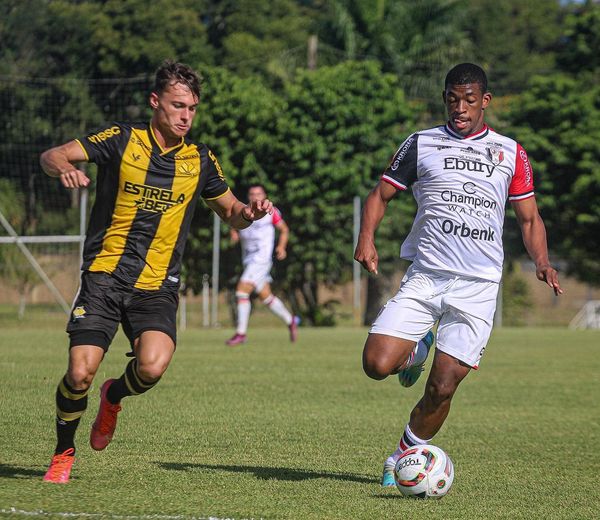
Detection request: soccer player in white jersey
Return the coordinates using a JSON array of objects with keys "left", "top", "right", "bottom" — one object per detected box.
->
[
  {"left": 226, "top": 184, "right": 299, "bottom": 346},
  {"left": 354, "top": 63, "right": 563, "bottom": 486}
]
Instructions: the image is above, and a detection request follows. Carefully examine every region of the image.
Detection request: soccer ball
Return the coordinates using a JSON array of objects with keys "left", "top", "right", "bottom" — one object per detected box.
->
[{"left": 394, "top": 444, "right": 454, "bottom": 499}]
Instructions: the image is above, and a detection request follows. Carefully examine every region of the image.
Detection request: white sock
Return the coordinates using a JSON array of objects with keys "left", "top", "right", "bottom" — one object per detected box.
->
[
  {"left": 263, "top": 295, "right": 293, "bottom": 325},
  {"left": 406, "top": 336, "right": 430, "bottom": 368},
  {"left": 236, "top": 292, "right": 251, "bottom": 335},
  {"left": 387, "top": 424, "right": 433, "bottom": 465}
]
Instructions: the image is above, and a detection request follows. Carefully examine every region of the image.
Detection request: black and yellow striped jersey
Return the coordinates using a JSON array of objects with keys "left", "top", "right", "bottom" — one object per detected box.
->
[{"left": 75, "top": 121, "right": 229, "bottom": 291}]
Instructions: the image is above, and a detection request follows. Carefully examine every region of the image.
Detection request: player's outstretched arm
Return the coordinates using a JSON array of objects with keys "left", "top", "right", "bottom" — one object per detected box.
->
[
  {"left": 354, "top": 181, "right": 397, "bottom": 275},
  {"left": 40, "top": 141, "right": 90, "bottom": 189},
  {"left": 512, "top": 197, "right": 563, "bottom": 295},
  {"left": 206, "top": 190, "right": 273, "bottom": 229},
  {"left": 274, "top": 220, "right": 289, "bottom": 260}
]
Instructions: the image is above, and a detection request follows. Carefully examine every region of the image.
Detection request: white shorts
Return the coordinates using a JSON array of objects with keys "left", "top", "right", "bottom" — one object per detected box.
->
[
  {"left": 370, "top": 264, "right": 499, "bottom": 369},
  {"left": 240, "top": 262, "right": 273, "bottom": 293}
]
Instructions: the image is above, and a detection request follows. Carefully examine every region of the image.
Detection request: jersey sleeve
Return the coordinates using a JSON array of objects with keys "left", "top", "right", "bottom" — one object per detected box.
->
[
  {"left": 75, "top": 122, "right": 126, "bottom": 165},
  {"left": 381, "top": 133, "right": 419, "bottom": 191},
  {"left": 201, "top": 148, "right": 230, "bottom": 200},
  {"left": 509, "top": 143, "right": 535, "bottom": 201},
  {"left": 272, "top": 207, "right": 283, "bottom": 225}
]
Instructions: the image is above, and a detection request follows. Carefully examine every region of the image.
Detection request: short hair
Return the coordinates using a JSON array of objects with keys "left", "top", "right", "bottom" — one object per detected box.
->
[
  {"left": 154, "top": 60, "right": 202, "bottom": 99},
  {"left": 248, "top": 183, "right": 267, "bottom": 195},
  {"left": 445, "top": 63, "right": 488, "bottom": 93}
]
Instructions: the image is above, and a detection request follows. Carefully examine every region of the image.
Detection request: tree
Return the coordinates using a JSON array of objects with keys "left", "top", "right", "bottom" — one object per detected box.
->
[{"left": 271, "top": 61, "right": 416, "bottom": 324}]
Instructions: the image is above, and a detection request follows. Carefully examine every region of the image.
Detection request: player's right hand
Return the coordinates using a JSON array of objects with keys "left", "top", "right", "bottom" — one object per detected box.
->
[
  {"left": 59, "top": 169, "right": 90, "bottom": 189},
  {"left": 354, "top": 239, "right": 379, "bottom": 275}
]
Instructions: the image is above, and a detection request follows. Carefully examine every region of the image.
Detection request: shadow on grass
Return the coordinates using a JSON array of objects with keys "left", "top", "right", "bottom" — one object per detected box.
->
[
  {"left": 156, "top": 462, "right": 375, "bottom": 484},
  {"left": 0, "top": 463, "right": 45, "bottom": 479}
]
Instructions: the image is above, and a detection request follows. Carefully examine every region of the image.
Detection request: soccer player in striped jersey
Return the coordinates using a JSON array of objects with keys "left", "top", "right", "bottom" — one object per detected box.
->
[
  {"left": 354, "top": 63, "right": 563, "bottom": 486},
  {"left": 40, "top": 60, "right": 273, "bottom": 483},
  {"left": 225, "top": 184, "right": 299, "bottom": 346}
]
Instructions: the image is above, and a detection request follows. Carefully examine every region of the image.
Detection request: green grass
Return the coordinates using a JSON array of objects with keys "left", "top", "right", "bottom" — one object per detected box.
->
[{"left": 0, "top": 326, "right": 599, "bottom": 519}]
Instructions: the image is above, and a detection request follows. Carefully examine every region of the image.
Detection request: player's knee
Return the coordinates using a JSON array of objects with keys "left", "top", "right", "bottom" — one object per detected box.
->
[
  {"left": 136, "top": 360, "right": 168, "bottom": 382},
  {"left": 363, "top": 352, "right": 392, "bottom": 380},
  {"left": 425, "top": 378, "right": 458, "bottom": 407},
  {"left": 66, "top": 368, "right": 94, "bottom": 391}
]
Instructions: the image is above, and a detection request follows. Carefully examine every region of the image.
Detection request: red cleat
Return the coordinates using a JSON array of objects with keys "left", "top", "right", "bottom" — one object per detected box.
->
[
  {"left": 225, "top": 333, "right": 247, "bottom": 346},
  {"left": 43, "top": 448, "right": 75, "bottom": 484},
  {"left": 90, "top": 379, "right": 121, "bottom": 451},
  {"left": 289, "top": 316, "right": 300, "bottom": 343}
]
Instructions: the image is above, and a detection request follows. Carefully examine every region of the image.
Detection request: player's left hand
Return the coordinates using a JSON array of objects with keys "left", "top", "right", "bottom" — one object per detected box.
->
[
  {"left": 242, "top": 198, "right": 273, "bottom": 221},
  {"left": 536, "top": 263, "right": 563, "bottom": 295},
  {"left": 275, "top": 245, "right": 287, "bottom": 260}
]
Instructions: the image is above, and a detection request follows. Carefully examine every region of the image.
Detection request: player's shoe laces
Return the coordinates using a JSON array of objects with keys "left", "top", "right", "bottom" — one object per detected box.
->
[
  {"left": 43, "top": 448, "right": 75, "bottom": 484},
  {"left": 90, "top": 379, "right": 122, "bottom": 451},
  {"left": 398, "top": 330, "right": 435, "bottom": 388},
  {"left": 288, "top": 316, "right": 300, "bottom": 343},
  {"left": 381, "top": 455, "right": 398, "bottom": 487},
  {"left": 226, "top": 333, "right": 247, "bottom": 346}
]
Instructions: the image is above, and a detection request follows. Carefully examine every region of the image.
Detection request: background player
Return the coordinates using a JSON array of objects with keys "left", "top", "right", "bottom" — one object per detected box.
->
[
  {"left": 354, "top": 63, "right": 562, "bottom": 486},
  {"left": 40, "top": 60, "right": 273, "bottom": 483},
  {"left": 226, "top": 184, "right": 299, "bottom": 346}
]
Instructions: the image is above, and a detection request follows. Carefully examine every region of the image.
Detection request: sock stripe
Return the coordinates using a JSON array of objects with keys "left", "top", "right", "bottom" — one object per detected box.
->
[
  {"left": 56, "top": 409, "right": 85, "bottom": 421},
  {"left": 59, "top": 377, "right": 88, "bottom": 401},
  {"left": 124, "top": 359, "right": 159, "bottom": 395}
]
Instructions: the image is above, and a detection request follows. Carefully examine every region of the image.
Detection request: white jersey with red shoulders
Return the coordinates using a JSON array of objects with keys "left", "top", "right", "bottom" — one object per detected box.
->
[
  {"left": 239, "top": 208, "right": 284, "bottom": 266},
  {"left": 382, "top": 124, "right": 534, "bottom": 283}
]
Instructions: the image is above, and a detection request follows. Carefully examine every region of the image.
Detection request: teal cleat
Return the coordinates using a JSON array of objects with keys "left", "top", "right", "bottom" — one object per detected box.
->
[
  {"left": 381, "top": 456, "right": 397, "bottom": 487},
  {"left": 398, "top": 330, "right": 435, "bottom": 388}
]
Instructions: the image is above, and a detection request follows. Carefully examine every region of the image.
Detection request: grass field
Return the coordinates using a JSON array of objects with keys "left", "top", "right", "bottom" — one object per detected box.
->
[{"left": 0, "top": 325, "right": 599, "bottom": 520}]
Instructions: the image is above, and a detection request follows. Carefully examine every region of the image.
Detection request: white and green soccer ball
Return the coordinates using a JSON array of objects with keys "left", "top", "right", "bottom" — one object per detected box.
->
[{"left": 394, "top": 444, "right": 454, "bottom": 499}]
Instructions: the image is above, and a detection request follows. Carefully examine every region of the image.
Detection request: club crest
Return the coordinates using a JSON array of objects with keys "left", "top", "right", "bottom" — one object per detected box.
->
[{"left": 486, "top": 147, "right": 504, "bottom": 166}]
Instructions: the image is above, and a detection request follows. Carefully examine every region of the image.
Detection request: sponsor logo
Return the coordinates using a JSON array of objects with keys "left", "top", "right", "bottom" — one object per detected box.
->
[
  {"left": 123, "top": 181, "right": 185, "bottom": 213},
  {"left": 87, "top": 126, "right": 120, "bottom": 144},
  {"left": 441, "top": 187, "right": 497, "bottom": 210},
  {"left": 208, "top": 149, "right": 225, "bottom": 179},
  {"left": 487, "top": 146, "right": 504, "bottom": 165},
  {"left": 397, "top": 457, "right": 420, "bottom": 470},
  {"left": 72, "top": 306, "right": 86, "bottom": 319},
  {"left": 174, "top": 153, "right": 199, "bottom": 161},
  {"left": 131, "top": 152, "right": 141, "bottom": 162},
  {"left": 437, "top": 479, "right": 447, "bottom": 489},
  {"left": 441, "top": 219, "right": 496, "bottom": 241},
  {"left": 177, "top": 162, "right": 198, "bottom": 176},
  {"left": 391, "top": 137, "right": 414, "bottom": 171},
  {"left": 129, "top": 135, "right": 152, "bottom": 150},
  {"left": 519, "top": 149, "right": 532, "bottom": 186},
  {"left": 444, "top": 157, "right": 496, "bottom": 177}
]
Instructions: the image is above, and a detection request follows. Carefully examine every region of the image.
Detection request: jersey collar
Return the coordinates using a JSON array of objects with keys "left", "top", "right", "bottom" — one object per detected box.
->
[
  {"left": 444, "top": 122, "right": 489, "bottom": 140},
  {"left": 148, "top": 123, "right": 185, "bottom": 155}
]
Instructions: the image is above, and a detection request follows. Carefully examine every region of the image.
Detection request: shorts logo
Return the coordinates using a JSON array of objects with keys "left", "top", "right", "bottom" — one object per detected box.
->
[
  {"left": 72, "top": 306, "right": 86, "bottom": 319},
  {"left": 87, "top": 126, "right": 120, "bottom": 144}
]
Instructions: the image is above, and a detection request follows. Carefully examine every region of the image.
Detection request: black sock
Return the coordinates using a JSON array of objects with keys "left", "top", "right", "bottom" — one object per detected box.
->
[
  {"left": 106, "top": 358, "right": 160, "bottom": 404},
  {"left": 55, "top": 376, "right": 88, "bottom": 454}
]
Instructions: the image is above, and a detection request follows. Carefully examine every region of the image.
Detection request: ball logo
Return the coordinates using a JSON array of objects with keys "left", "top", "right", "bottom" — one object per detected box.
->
[
  {"left": 397, "top": 457, "right": 420, "bottom": 470},
  {"left": 437, "top": 479, "right": 446, "bottom": 489}
]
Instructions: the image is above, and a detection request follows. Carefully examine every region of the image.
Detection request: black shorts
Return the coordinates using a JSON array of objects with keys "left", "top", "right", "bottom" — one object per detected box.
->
[{"left": 67, "top": 271, "right": 179, "bottom": 351}]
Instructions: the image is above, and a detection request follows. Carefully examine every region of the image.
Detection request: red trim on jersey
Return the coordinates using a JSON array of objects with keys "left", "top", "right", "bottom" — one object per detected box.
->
[
  {"left": 381, "top": 175, "right": 408, "bottom": 191},
  {"left": 509, "top": 143, "right": 535, "bottom": 199},
  {"left": 444, "top": 123, "right": 489, "bottom": 140},
  {"left": 272, "top": 207, "right": 283, "bottom": 226}
]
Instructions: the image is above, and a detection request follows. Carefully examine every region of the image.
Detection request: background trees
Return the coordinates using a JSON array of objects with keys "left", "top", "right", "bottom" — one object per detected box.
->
[{"left": 1, "top": 0, "right": 598, "bottom": 323}]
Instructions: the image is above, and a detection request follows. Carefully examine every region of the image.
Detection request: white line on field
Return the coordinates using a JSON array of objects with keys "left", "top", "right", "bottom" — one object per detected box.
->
[{"left": 0, "top": 508, "right": 263, "bottom": 520}]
